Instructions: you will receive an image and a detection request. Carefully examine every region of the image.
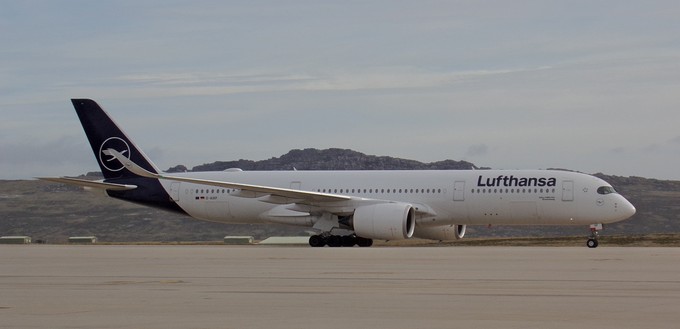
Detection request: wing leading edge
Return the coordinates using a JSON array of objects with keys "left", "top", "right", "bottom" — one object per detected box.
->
[
  {"left": 37, "top": 177, "right": 138, "bottom": 190},
  {"left": 106, "top": 149, "right": 352, "bottom": 204},
  {"left": 106, "top": 149, "right": 437, "bottom": 217}
]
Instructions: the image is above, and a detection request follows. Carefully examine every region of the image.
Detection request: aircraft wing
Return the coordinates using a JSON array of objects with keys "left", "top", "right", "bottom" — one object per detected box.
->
[
  {"left": 37, "top": 177, "right": 138, "bottom": 190},
  {"left": 106, "top": 149, "right": 351, "bottom": 203},
  {"left": 150, "top": 173, "right": 350, "bottom": 203},
  {"left": 105, "top": 148, "right": 437, "bottom": 217}
]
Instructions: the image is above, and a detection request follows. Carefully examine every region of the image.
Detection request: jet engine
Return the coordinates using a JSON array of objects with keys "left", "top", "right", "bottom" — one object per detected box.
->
[
  {"left": 413, "top": 224, "right": 466, "bottom": 241},
  {"left": 351, "top": 203, "right": 416, "bottom": 240}
]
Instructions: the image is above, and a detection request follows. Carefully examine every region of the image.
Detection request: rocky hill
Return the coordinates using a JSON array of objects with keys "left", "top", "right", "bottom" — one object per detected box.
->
[
  {"left": 169, "top": 148, "right": 479, "bottom": 172},
  {"left": 1, "top": 148, "right": 678, "bottom": 243}
]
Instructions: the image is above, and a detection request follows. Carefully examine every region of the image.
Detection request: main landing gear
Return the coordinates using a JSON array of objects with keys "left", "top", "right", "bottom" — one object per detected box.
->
[
  {"left": 308, "top": 234, "right": 373, "bottom": 247},
  {"left": 586, "top": 224, "right": 603, "bottom": 248}
]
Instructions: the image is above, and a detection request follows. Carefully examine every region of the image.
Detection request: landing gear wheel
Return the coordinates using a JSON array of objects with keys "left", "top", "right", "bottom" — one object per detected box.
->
[
  {"left": 309, "top": 235, "right": 326, "bottom": 247},
  {"left": 341, "top": 235, "right": 357, "bottom": 247},
  {"left": 327, "top": 235, "right": 342, "bottom": 247},
  {"left": 309, "top": 234, "right": 373, "bottom": 248},
  {"left": 356, "top": 237, "right": 373, "bottom": 247},
  {"left": 586, "top": 224, "right": 603, "bottom": 248}
]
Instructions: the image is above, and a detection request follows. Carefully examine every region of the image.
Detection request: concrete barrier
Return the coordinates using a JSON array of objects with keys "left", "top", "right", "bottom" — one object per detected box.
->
[
  {"left": 0, "top": 236, "right": 32, "bottom": 244},
  {"left": 68, "top": 236, "right": 97, "bottom": 244},
  {"left": 223, "top": 236, "right": 254, "bottom": 245},
  {"left": 258, "top": 236, "right": 310, "bottom": 245}
]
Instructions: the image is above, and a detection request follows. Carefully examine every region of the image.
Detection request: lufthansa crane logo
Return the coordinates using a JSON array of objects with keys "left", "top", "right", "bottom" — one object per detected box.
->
[{"left": 99, "top": 137, "right": 131, "bottom": 172}]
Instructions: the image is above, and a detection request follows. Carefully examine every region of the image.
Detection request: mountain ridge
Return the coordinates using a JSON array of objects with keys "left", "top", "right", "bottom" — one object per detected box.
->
[{"left": 167, "top": 148, "right": 481, "bottom": 172}]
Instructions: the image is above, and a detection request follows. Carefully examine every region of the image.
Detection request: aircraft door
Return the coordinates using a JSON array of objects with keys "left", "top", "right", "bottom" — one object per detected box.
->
[
  {"left": 453, "top": 181, "right": 466, "bottom": 201},
  {"left": 170, "top": 182, "right": 181, "bottom": 201},
  {"left": 562, "top": 180, "right": 574, "bottom": 201}
]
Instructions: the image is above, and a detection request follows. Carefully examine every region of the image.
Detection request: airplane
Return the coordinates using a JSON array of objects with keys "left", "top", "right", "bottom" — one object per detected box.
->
[{"left": 40, "top": 99, "right": 636, "bottom": 248}]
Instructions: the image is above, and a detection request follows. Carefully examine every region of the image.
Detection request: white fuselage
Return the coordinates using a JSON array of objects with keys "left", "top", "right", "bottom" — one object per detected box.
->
[
  {"left": 159, "top": 169, "right": 635, "bottom": 228},
  {"left": 55, "top": 99, "right": 637, "bottom": 245}
]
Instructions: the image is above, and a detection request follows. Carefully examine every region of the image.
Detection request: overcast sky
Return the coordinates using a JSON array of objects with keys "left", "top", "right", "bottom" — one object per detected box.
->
[{"left": 2, "top": 1, "right": 679, "bottom": 180}]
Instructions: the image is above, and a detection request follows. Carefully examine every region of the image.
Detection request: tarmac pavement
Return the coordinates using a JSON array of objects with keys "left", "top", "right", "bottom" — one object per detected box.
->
[{"left": 1, "top": 245, "right": 679, "bottom": 329}]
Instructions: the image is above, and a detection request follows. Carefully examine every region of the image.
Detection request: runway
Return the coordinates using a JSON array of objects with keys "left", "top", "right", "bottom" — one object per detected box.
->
[{"left": 1, "top": 245, "right": 679, "bottom": 329}]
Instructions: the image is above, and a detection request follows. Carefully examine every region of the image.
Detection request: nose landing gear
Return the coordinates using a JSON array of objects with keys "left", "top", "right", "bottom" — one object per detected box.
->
[{"left": 587, "top": 224, "right": 603, "bottom": 248}]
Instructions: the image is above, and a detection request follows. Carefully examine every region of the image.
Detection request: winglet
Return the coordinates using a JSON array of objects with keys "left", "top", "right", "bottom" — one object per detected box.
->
[{"left": 107, "top": 148, "right": 159, "bottom": 179}]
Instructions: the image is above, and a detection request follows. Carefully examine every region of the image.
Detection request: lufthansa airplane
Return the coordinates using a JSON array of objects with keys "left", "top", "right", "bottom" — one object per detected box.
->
[{"left": 41, "top": 99, "right": 636, "bottom": 248}]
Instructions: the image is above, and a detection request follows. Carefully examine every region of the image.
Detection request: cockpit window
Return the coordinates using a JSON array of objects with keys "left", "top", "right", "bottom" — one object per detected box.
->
[{"left": 597, "top": 186, "right": 616, "bottom": 195}]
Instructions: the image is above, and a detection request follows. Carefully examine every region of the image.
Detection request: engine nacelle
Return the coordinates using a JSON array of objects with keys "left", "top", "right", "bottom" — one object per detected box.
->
[
  {"left": 352, "top": 203, "right": 416, "bottom": 240},
  {"left": 413, "top": 224, "right": 466, "bottom": 241}
]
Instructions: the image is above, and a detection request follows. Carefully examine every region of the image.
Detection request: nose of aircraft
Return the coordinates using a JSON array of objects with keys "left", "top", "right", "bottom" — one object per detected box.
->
[{"left": 619, "top": 197, "right": 636, "bottom": 220}]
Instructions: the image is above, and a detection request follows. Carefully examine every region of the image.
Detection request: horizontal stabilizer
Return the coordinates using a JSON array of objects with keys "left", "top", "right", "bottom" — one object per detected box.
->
[{"left": 37, "top": 177, "right": 138, "bottom": 190}]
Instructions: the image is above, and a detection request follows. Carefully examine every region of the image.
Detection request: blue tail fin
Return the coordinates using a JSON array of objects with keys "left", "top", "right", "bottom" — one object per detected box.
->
[
  {"left": 72, "top": 99, "right": 159, "bottom": 179},
  {"left": 71, "top": 99, "right": 184, "bottom": 214}
]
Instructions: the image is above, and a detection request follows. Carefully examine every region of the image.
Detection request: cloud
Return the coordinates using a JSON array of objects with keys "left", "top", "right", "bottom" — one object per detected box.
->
[
  {"left": 71, "top": 66, "right": 549, "bottom": 100},
  {"left": 466, "top": 144, "right": 489, "bottom": 157},
  {"left": 0, "top": 135, "right": 96, "bottom": 178},
  {"left": 2, "top": 1, "right": 680, "bottom": 180}
]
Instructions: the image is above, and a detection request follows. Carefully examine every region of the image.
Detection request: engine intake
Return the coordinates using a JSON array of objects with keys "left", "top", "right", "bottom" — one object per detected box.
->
[{"left": 352, "top": 203, "right": 416, "bottom": 240}]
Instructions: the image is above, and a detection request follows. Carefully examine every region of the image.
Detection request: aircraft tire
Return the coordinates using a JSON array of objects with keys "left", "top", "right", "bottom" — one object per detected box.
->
[
  {"left": 309, "top": 235, "right": 325, "bottom": 247},
  {"left": 342, "top": 235, "right": 357, "bottom": 247},
  {"left": 586, "top": 238, "right": 599, "bottom": 248},
  {"left": 356, "top": 237, "right": 373, "bottom": 247},
  {"left": 327, "top": 235, "right": 342, "bottom": 247}
]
